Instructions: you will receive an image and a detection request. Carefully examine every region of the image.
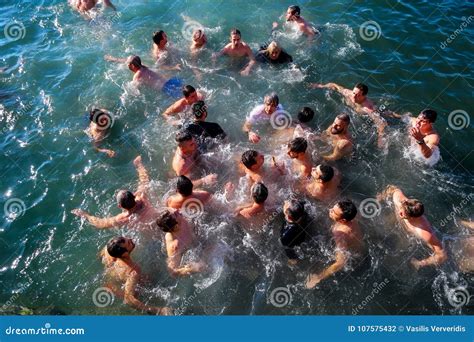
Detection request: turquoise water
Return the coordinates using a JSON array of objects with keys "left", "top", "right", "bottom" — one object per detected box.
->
[{"left": 0, "top": 0, "right": 473, "bottom": 315}]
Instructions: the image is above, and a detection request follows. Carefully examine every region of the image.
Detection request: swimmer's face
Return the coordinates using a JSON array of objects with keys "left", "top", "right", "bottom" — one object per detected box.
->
[
  {"left": 161, "top": 32, "right": 168, "bottom": 45},
  {"left": 352, "top": 87, "right": 365, "bottom": 104},
  {"left": 264, "top": 101, "right": 278, "bottom": 115},
  {"left": 311, "top": 166, "right": 323, "bottom": 182},
  {"left": 230, "top": 33, "right": 241, "bottom": 48},
  {"left": 329, "top": 204, "right": 343, "bottom": 221},
  {"left": 186, "top": 91, "right": 199, "bottom": 103},
  {"left": 193, "top": 31, "right": 207, "bottom": 45},
  {"left": 269, "top": 49, "right": 281, "bottom": 60},
  {"left": 286, "top": 8, "right": 296, "bottom": 21},
  {"left": 287, "top": 149, "right": 299, "bottom": 159},
  {"left": 255, "top": 153, "right": 265, "bottom": 169},
  {"left": 330, "top": 118, "right": 346, "bottom": 135},
  {"left": 118, "top": 237, "right": 135, "bottom": 254},
  {"left": 415, "top": 114, "right": 431, "bottom": 130},
  {"left": 178, "top": 139, "right": 197, "bottom": 154}
]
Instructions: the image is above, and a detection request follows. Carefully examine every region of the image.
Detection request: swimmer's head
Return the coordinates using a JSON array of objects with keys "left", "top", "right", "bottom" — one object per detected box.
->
[
  {"left": 242, "top": 150, "right": 264, "bottom": 171},
  {"left": 251, "top": 182, "right": 268, "bottom": 204},
  {"left": 176, "top": 175, "right": 193, "bottom": 197},
  {"left": 287, "top": 137, "right": 308, "bottom": 159},
  {"left": 89, "top": 108, "right": 112, "bottom": 129},
  {"left": 263, "top": 92, "right": 279, "bottom": 115},
  {"left": 331, "top": 113, "right": 350, "bottom": 135},
  {"left": 286, "top": 5, "right": 301, "bottom": 21},
  {"left": 416, "top": 109, "right": 437, "bottom": 129},
  {"left": 156, "top": 210, "right": 179, "bottom": 233},
  {"left": 297, "top": 107, "right": 315, "bottom": 123},
  {"left": 152, "top": 30, "right": 167, "bottom": 46},
  {"left": 283, "top": 198, "right": 306, "bottom": 222},
  {"left": 312, "top": 164, "right": 334, "bottom": 183},
  {"left": 192, "top": 101, "right": 207, "bottom": 121},
  {"left": 230, "top": 28, "right": 241, "bottom": 47},
  {"left": 127, "top": 55, "right": 142, "bottom": 73},
  {"left": 266, "top": 41, "right": 282, "bottom": 60},
  {"left": 330, "top": 199, "right": 357, "bottom": 222},
  {"left": 175, "top": 130, "right": 197, "bottom": 154},
  {"left": 182, "top": 85, "right": 198, "bottom": 103},
  {"left": 107, "top": 236, "right": 135, "bottom": 258},
  {"left": 400, "top": 199, "right": 424, "bottom": 219},
  {"left": 116, "top": 190, "right": 136, "bottom": 210},
  {"left": 193, "top": 29, "right": 207, "bottom": 46},
  {"left": 352, "top": 83, "right": 368, "bottom": 104}
]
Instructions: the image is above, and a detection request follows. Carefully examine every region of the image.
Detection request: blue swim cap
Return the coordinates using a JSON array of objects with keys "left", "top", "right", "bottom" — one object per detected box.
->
[{"left": 163, "top": 77, "right": 184, "bottom": 98}]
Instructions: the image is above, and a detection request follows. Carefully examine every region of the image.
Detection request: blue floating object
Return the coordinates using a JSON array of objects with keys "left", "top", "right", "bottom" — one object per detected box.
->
[{"left": 162, "top": 77, "right": 184, "bottom": 98}]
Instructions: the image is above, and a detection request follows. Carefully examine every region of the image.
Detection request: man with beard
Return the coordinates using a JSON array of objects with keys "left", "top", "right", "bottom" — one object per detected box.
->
[{"left": 322, "top": 114, "right": 353, "bottom": 161}]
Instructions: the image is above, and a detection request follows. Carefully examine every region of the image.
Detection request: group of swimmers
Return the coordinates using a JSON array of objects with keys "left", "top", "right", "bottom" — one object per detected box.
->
[{"left": 69, "top": 1, "right": 461, "bottom": 315}]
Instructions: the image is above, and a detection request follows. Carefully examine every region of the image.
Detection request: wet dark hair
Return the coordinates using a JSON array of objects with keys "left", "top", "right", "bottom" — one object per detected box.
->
[
  {"left": 402, "top": 199, "right": 424, "bottom": 218},
  {"left": 252, "top": 182, "right": 268, "bottom": 204},
  {"left": 288, "top": 5, "right": 301, "bottom": 16},
  {"left": 241, "top": 150, "right": 259, "bottom": 169},
  {"left": 175, "top": 130, "right": 193, "bottom": 143},
  {"left": 152, "top": 30, "right": 165, "bottom": 45},
  {"left": 337, "top": 199, "right": 357, "bottom": 221},
  {"left": 182, "top": 85, "right": 196, "bottom": 98},
  {"left": 156, "top": 210, "right": 178, "bottom": 233},
  {"left": 107, "top": 237, "right": 128, "bottom": 258},
  {"left": 297, "top": 107, "right": 314, "bottom": 123},
  {"left": 355, "top": 83, "right": 369, "bottom": 96},
  {"left": 192, "top": 101, "right": 207, "bottom": 119},
  {"left": 336, "top": 113, "right": 351, "bottom": 123},
  {"left": 318, "top": 164, "right": 334, "bottom": 183},
  {"left": 285, "top": 199, "right": 306, "bottom": 221},
  {"left": 288, "top": 137, "right": 308, "bottom": 154},
  {"left": 264, "top": 92, "right": 279, "bottom": 106},
  {"left": 230, "top": 28, "right": 241, "bottom": 36},
  {"left": 177, "top": 175, "right": 193, "bottom": 196},
  {"left": 128, "top": 55, "right": 142, "bottom": 69},
  {"left": 420, "top": 109, "right": 437, "bottom": 123},
  {"left": 116, "top": 190, "right": 136, "bottom": 210}
]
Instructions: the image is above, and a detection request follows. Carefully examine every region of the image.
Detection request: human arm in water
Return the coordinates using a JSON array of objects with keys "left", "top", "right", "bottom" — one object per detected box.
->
[
  {"left": 93, "top": 140, "right": 116, "bottom": 158},
  {"left": 309, "top": 82, "right": 347, "bottom": 93},
  {"left": 133, "top": 156, "right": 150, "bottom": 194},
  {"left": 306, "top": 249, "right": 347, "bottom": 288},
  {"left": 242, "top": 119, "right": 261, "bottom": 143},
  {"left": 410, "top": 125, "right": 439, "bottom": 159},
  {"left": 323, "top": 140, "right": 352, "bottom": 161},
  {"left": 71, "top": 209, "right": 128, "bottom": 229},
  {"left": 240, "top": 46, "right": 256, "bottom": 76}
]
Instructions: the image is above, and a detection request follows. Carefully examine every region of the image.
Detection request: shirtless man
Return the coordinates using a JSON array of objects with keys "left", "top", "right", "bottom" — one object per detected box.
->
[
  {"left": 155, "top": 209, "right": 206, "bottom": 276},
  {"left": 213, "top": 28, "right": 256, "bottom": 76},
  {"left": 163, "top": 85, "right": 203, "bottom": 117},
  {"left": 310, "top": 82, "right": 386, "bottom": 147},
  {"left": 408, "top": 109, "right": 440, "bottom": 160},
  {"left": 377, "top": 185, "right": 447, "bottom": 269},
  {"left": 104, "top": 55, "right": 168, "bottom": 90},
  {"left": 235, "top": 182, "right": 268, "bottom": 220},
  {"left": 100, "top": 236, "right": 170, "bottom": 315},
  {"left": 71, "top": 0, "right": 116, "bottom": 14},
  {"left": 305, "top": 164, "right": 341, "bottom": 202},
  {"left": 321, "top": 114, "right": 353, "bottom": 161},
  {"left": 272, "top": 5, "right": 318, "bottom": 38},
  {"left": 71, "top": 156, "right": 158, "bottom": 229},
  {"left": 240, "top": 150, "right": 285, "bottom": 185},
  {"left": 243, "top": 93, "right": 285, "bottom": 143},
  {"left": 190, "top": 29, "right": 207, "bottom": 54},
  {"left": 306, "top": 200, "right": 363, "bottom": 288},
  {"left": 166, "top": 175, "right": 212, "bottom": 210},
  {"left": 86, "top": 108, "right": 115, "bottom": 158},
  {"left": 172, "top": 130, "right": 217, "bottom": 186},
  {"left": 287, "top": 137, "right": 312, "bottom": 179},
  {"left": 151, "top": 30, "right": 181, "bottom": 71}
]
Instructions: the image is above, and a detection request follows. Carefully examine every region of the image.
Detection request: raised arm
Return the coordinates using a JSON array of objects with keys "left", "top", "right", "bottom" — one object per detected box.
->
[
  {"left": 376, "top": 184, "right": 401, "bottom": 202},
  {"left": 309, "top": 82, "right": 346, "bottom": 94},
  {"left": 133, "top": 156, "right": 150, "bottom": 193},
  {"left": 71, "top": 209, "right": 128, "bottom": 229},
  {"left": 104, "top": 55, "right": 128, "bottom": 64},
  {"left": 306, "top": 250, "right": 347, "bottom": 288}
]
